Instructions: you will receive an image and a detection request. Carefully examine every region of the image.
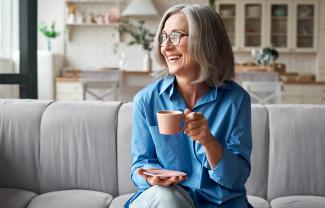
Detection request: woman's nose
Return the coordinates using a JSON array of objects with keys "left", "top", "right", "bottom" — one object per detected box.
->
[{"left": 161, "top": 41, "right": 175, "bottom": 51}]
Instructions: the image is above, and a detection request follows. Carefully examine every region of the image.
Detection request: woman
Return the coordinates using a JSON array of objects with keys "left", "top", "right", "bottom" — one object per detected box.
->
[{"left": 125, "top": 4, "right": 253, "bottom": 208}]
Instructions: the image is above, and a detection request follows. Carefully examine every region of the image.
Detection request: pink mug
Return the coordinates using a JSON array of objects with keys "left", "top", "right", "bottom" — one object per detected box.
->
[{"left": 157, "top": 110, "right": 184, "bottom": 135}]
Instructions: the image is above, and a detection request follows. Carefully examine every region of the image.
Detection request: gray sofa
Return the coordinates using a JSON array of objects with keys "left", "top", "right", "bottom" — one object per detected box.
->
[{"left": 0, "top": 99, "right": 325, "bottom": 208}]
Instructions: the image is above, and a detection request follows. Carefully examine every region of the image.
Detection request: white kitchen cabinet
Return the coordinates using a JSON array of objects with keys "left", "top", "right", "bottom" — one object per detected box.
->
[
  {"left": 292, "top": 0, "right": 318, "bottom": 52},
  {"left": 216, "top": 0, "right": 318, "bottom": 52},
  {"left": 282, "top": 84, "right": 325, "bottom": 104},
  {"left": 56, "top": 80, "right": 83, "bottom": 101}
]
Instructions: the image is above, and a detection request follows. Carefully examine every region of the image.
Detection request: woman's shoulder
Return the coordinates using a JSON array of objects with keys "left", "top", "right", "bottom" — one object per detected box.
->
[{"left": 221, "top": 80, "right": 251, "bottom": 102}]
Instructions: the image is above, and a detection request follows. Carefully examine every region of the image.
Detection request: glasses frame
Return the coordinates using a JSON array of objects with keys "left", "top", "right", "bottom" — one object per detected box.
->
[{"left": 159, "top": 31, "right": 189, "bottom": 47}]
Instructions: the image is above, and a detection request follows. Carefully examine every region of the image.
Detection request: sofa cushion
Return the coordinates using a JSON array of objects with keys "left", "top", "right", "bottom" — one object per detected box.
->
[
  {"left": 247, "top": 195, "right": 270, "bottom": 208},
  {"left": 117, "top": 103, "right": 137, "bottom": 195},
  {"left": 245, "top": 105, "right": 269, "bottom": 199},
  {"left": 270, "top": 195, "right": 325, "bottom": 208},
  {"left": 27, "top": 190, "right": 112, "bottom": 208},
  {"left": 109, "top": 193, "right": 134, "bottom": 208},
  {"left": 266, "top": 105, "right": 325, "bottom": 200},
  {"left": 0, "top": 187, "right": 37, "bottom": 208},
  {"left": 39, "top": 101, "right": 121, "bottom": 196},
  {"left": 0, "top": 99, "right": 52, "bottom": 193}
]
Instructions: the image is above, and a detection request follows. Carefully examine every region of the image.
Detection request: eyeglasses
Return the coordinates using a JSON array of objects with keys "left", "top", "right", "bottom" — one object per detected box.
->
[{"left": 159, "top": 31, "right": 189, "bottom": 47}]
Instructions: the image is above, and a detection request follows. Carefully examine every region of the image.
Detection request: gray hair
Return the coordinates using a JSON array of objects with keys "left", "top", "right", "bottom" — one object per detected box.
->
[{"left": 154, "top": 4, "right": 234, "bottom": 86}]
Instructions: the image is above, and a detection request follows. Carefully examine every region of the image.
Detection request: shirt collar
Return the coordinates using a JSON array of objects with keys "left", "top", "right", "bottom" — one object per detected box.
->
[
  {"left": 159, "top": 76, "right": 232, "bottom": 108},
  {"left": 159, "top": 75, "right": 175, "bottom": 96}
]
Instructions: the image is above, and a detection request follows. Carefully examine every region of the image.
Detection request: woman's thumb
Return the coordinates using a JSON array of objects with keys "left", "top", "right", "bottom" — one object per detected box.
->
[{"left": 184, "top": 108, "right": 191, "bottom": 115}]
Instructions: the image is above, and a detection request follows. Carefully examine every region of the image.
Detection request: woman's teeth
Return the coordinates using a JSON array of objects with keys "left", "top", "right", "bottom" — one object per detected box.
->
[{"left": 168, "top": 55, "right": 180, "bottom": 61}]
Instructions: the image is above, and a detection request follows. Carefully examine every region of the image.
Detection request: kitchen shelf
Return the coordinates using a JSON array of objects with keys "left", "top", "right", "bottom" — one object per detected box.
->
[
  {"left": 66, "top": 22, "right": 120, "bottom": 41},
  {"left": 66, "top": 0, "right": 122, "bottom": 3},
  {"left": 245, "top": 33, "right": 261, "bottom": 36},
  {"left": 271, "top": 16, "right": 288, "bottom": 19},
  {"left": 271, "top": 33, "right": 287, "bottom": 36},
  {"left": 66, "top": 23, "right": 119, "bottom": 27}
]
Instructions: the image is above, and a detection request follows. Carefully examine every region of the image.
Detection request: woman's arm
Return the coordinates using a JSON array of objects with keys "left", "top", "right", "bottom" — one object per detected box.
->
[
  {"left": 184, "top": 94, "right": 252, "bottom": 190},
  {"left": 130, "top": 95, "right": 162, "bottom": 191}
]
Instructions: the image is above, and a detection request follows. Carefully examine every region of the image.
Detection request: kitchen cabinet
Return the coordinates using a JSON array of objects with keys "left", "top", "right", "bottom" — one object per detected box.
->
[
  {"left": 216, "top": 0, "right": 318, "bottom": 52},
  {"left": 282, "top": 83, "right": 325, "bottom": 104},
  {"left": 56, "top": 78, "right": 83, "bottom": 101},
  {"left": 55, "top": 71, "right": 153, "bottom": 101}
]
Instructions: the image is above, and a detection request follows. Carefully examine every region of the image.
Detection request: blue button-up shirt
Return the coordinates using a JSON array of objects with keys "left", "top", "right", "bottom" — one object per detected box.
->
[{"left": 126, "top": 75, "right": 252, "bottom": 208}]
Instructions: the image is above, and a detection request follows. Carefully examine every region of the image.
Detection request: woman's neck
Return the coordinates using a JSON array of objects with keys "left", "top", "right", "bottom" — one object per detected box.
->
[{"left": 176, "top": 77, "right": 209, "bottom": 109}]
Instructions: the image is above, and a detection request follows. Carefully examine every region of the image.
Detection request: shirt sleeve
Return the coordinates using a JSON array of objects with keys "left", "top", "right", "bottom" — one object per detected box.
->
[
  {"left": 203, "top": 93, "right": 252, "bottom": 190},
  {"left": 130, "top": 94, "right": 163, "bottom": 191}
]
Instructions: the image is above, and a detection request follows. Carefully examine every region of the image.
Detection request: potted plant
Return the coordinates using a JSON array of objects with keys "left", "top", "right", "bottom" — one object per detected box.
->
[
  {"left": 256, "top": 47, "right": 279, "bottom": 65},
  {"left": 39, "top": 21, "right": 60, "bottom": 51},
  {"left": 118, "top": 20, "right": 155, "bottom": 72}
]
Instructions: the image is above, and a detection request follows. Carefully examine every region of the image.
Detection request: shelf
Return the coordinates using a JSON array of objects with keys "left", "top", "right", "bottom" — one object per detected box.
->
[
  {"left": 245, "top": 33, "right": 261, "bottom": 36},
  {"left": 271, "top": 16, "right": 288, "bottom": 19},
  {"left": 66, "top": 23, "right": 119, "bottom": 27},
  {"left": 66, "top": 22, "right": 120, "bottom": 42},
  {"left": 271, "top": 33, "right": 287, "bottom": 36},
  {"left": 221, "top": 16, "right": 235, "bottom": 20},
  {"left": 297, "top": 17, "right": 314, "bottom": 20},
  {"left": 297, "top": 34, "right": 313, "bottom": 37},
  {"left": 245, "top": 17, "right": 261, "bottom": 20},
  {"left": 66, "top": 0, "right": 122, "bottom": 3}
]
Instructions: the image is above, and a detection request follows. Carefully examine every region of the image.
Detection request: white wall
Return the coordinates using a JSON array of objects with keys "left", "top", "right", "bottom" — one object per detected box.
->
[{"left": 38, "top": 0, "right": 65, "bottom": 55}]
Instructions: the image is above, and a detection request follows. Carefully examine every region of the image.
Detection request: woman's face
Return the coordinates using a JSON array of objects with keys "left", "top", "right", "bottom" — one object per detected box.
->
[{"left": 160, "top": 13, "right": 199, "bottom": 77}]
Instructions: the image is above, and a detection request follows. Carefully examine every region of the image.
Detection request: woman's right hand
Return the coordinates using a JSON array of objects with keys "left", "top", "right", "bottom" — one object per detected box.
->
[{"left": 137, "top": 168, "right": 188, "bottom": 186}]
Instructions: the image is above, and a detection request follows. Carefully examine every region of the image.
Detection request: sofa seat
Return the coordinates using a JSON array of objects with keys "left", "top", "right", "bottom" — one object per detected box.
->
[
  {"left": 109, "top": 193, "right": 133, "bottom": 208},
  {"left": 248, "top": 195, "right": 270, "bottom": 208},
  {"left": 270, "top": 195, "right": 325, "bottom": 208},
  {"left": 0, "top": 188, "right": 37, "bottom": 208},
  {"left": 27, "top": 190, "right": 112, "bottom": 208},
  {"left": 108, "top": 193, "right": 270, "bottom": 208}
]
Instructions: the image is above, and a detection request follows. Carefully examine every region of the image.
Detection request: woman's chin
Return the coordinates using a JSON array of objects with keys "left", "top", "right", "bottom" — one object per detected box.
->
[{"left": 168, "top": 66, "right": 182, "bottom": 75}]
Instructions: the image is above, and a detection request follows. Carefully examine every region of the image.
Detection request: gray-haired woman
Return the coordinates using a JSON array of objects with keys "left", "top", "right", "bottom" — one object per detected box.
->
[{"left": 125, "top": 4, "right": 253, "bottom": 208}]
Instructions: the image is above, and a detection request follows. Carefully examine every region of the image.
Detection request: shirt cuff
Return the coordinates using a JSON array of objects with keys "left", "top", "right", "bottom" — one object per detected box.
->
[{"left": 203, "top": 148, "right": 236, "bottom": 189}]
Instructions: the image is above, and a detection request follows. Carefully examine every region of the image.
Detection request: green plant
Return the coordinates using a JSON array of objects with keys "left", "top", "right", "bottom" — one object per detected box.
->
[
  {"left": 39, "top": 21, "right": 60, "bottom": 39},
  {"left": 256, "top": 47, "right": 279, "bottom": 65},
  {"left": 118, "top": 20, "right": 155, "bottom": 52}
]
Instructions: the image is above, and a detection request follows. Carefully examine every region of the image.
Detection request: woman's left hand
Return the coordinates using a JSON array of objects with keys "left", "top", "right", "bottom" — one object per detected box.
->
[{"left": 184, "top": 108, "right": 214, "bottom": 145}]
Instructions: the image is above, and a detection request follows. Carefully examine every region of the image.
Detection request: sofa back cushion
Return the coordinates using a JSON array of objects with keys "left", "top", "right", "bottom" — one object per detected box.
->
[
  {"left": 267, "top": 105, "right": 325, "bottom": 200},
  {"left": 0, "top": 99, "right": 51, "bottom": 193},
  {"left": 117, "top": 103, "right": 137, "bottom": 195},
  {"left": 39, "top": 101, "right": 121, "bottom": 196},
  {"left": 117, "top": 103, "right": 269, "bottom": 197},
  {"left": 245, "top": 105, "right": 269, "bottom": 198}
]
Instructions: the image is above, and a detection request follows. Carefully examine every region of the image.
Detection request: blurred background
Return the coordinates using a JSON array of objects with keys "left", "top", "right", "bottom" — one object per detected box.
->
[{"left": 0, "top": 0, "right": 324, "bottom": 104}]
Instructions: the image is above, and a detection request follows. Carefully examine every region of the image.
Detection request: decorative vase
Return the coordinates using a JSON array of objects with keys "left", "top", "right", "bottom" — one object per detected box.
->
[
  {"left": 46, "top": 39, "right": 52, "bottom": 51},
  {"left": 143, "top": 51, "right": 152, "bottom": 72}
]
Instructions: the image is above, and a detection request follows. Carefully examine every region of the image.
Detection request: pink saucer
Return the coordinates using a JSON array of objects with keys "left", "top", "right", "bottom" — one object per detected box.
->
[{"left": 143, "top": 169, "right": 187, "bottom": 178}]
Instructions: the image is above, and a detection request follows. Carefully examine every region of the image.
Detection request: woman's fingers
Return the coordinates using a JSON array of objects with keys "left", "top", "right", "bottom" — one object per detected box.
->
[{"left": 185, "top": 112, "right": 203, "bottom": 123}]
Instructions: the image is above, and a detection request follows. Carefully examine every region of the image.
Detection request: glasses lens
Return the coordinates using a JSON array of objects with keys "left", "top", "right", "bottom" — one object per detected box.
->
[
  {"left": 159, "top": 33, "right": 167, "bottom": 45},
  {"left": 170, "top": 32, "right": 180, "bottom": 45}
]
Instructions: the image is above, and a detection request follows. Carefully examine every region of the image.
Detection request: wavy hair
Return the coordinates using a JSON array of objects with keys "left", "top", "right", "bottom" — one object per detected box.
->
[{"left": 154, "top": 4, "right": 234, "bottom": 86}]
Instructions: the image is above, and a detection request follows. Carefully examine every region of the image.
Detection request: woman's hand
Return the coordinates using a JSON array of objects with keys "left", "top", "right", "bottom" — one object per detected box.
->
[
  {"left": 137, "top": 168, "right": 187, "bottom": 186},
  {"left": 184, "top": 108, "right": 214, "bottom": 145}
]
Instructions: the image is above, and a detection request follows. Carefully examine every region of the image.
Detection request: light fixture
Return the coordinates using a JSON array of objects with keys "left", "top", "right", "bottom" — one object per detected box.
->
[{"left": 122, "top": 0, "right": 158, "bottom": 16}]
